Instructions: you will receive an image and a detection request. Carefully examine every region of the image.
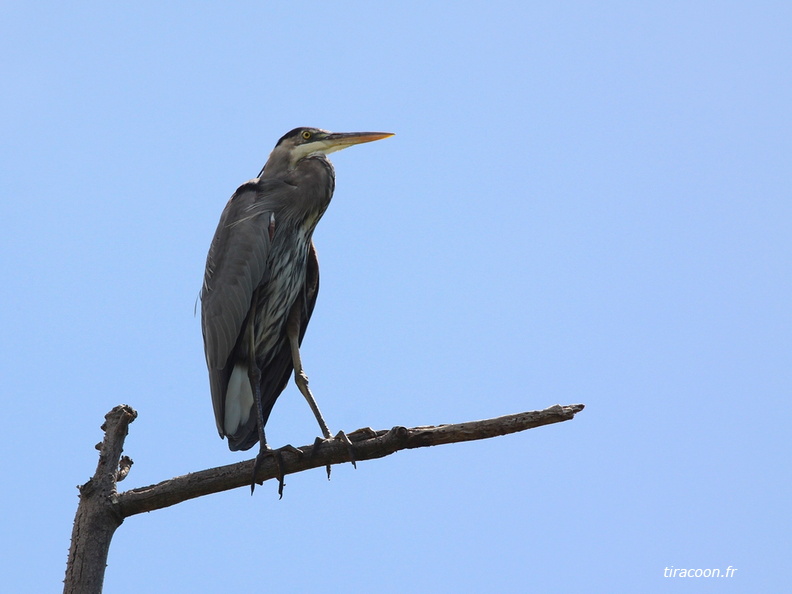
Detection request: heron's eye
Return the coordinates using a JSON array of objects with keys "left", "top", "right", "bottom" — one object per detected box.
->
[{"left": 301, "top": 130, "right": 312, "bottom": 140}]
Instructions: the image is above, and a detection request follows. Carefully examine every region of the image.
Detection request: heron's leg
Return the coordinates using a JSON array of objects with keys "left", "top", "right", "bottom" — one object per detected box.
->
[
  {"left": 286, "top": 309, "right": 331, "bottom": 439},
  {"left": 287, "top": 304, "right": 356, "bottom": 476},
  {"left": 246, "top": 291, "right": 287, "bottom": 497},
  {"left": 290, "top": 339, "right": 332, "bottom": 439},
  {"left": 249, "top": 362, "right": 286, "bottom": 497}
]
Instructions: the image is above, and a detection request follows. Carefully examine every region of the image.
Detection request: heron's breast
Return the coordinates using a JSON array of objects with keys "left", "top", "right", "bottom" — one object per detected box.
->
[{"left": 251, "top": 234, "right": 311, "bottom": 360}]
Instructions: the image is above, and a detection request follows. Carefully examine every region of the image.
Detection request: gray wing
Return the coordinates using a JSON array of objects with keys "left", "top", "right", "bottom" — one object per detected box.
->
[
  {"left": 200, "top": 179, "right": 292, "bottom": 435},
  {"left": 226, "top": 241, "right": 320, "bottom": 450}
]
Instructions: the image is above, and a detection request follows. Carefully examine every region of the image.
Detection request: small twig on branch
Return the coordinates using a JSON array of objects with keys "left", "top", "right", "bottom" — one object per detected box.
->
[{"left": 116, "top": 455, "right": 134, "bottom": 482}]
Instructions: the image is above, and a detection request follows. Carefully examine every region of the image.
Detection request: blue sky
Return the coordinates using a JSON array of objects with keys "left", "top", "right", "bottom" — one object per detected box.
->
[{"left": 1, "top": 2, "right": 790, "bottom": 592}]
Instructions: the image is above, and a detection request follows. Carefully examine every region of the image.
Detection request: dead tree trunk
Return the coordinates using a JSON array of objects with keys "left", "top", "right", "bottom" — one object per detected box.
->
[
  {"left": 63, "top": 403, "right": 584, "bottom": 593},
  {"left": 63, "top": 405, "right": 136, "bottom": 594}
]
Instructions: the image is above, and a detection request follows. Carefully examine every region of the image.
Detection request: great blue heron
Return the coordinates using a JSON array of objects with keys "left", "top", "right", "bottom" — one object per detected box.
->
[{"left": 201, "top": 127, "right": 393, "bottom": 493}]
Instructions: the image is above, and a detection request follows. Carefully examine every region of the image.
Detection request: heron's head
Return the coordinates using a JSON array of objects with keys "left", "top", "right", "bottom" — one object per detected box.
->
[{"left": 261, "top": 127, "right": 393, "bottom": 177}]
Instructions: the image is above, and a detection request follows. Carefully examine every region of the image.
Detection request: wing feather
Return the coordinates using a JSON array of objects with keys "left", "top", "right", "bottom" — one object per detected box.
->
[
  {"left": 224, "top": 242, "right": 320, "bottom": 450},
  {"left": 200, "top": 179, "right": 293, "bottom": 435}
]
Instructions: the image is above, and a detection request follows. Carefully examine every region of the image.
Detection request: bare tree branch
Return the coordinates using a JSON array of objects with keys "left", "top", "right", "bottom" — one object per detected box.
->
[
  {"left": 63, "top": 405, "right": 137, "bottom": 594},
  {"left": 118, "top": 404, "right": 584, "bottom": 515},
  {"left": 64, "top": 403, "right": 584, "bottom": 593}
]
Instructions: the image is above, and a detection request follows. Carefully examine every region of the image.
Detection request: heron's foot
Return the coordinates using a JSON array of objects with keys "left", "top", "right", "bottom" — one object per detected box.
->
[
  {"left": 251, "top": 444, "right": 303, "bottom": 498},
  {"left": 309, "top": 431, "right": 357, "bottom": 480},
  {"left": 251, "top": 446, "right": 283, "bottom": 497},
  {"left": 335, "top": 430, "right": 357, "bottom": 469},
  {"left": 308, "top": 436, "right": 334, "bottom": 480}
]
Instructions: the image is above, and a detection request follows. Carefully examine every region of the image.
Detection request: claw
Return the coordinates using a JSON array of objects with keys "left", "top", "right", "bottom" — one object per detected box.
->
[
  {"left": 307, "top": 436, "right": 332, "bottom": 479},
  {"left": 308, "top": 432, "right": 358, "bottom": 480},
  {"left": 276, "top": 444, "right": 304, "bottom": 459},
  {"left": 251, "top": 447, "right": 281, "bottom": 496},
  {"left": 251, "top": 445, "right": 299, "bottom": 498},
  {"left": 273, "top": 449, "right": 286, "bottom": 499},
  {"left": 335, "top": 430, "right": 357, "bottom": 469},
  {"left": 310, "top": 436, "right": 324, "bottom": 459}
]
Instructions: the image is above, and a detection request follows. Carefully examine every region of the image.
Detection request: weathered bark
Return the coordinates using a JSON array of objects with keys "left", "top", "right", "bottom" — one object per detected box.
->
[
  {"left": 63, "top": 405, "right": 137, "bottom": 594},
  {"left": 64, "top": 403, "right": 584, "bottom": 592}
]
